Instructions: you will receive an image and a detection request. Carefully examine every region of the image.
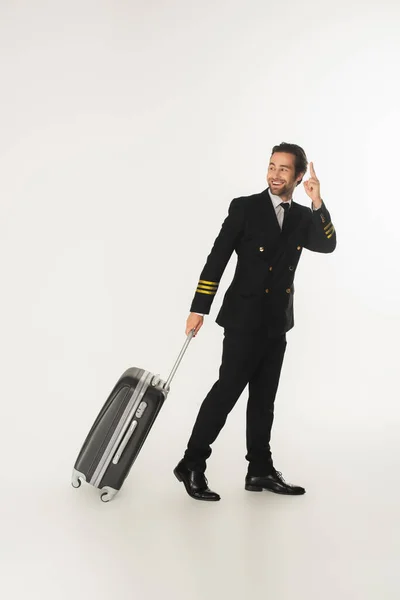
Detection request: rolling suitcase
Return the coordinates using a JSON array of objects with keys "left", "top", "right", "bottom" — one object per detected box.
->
[{"left": 71, "top": 329, "right": 195, "bottom": 502}]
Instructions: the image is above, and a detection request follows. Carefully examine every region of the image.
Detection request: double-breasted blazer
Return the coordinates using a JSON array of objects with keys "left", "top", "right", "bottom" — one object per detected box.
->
[{"left": 190, "top": 188, "right": 337, "bottom": 335}]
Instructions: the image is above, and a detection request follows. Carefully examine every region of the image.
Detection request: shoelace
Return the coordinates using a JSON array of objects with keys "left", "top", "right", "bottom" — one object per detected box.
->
[{"left": 273, "top": 469, "right": 285, "bottom": 482}]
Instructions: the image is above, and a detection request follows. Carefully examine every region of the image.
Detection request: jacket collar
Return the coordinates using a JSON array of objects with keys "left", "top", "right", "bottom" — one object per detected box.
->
[
  {"left": 268, "top": 187, "right": 293, "bottom": 209},
  {"left": 258, "top": 188, "right": 301, "bottom": 236}
]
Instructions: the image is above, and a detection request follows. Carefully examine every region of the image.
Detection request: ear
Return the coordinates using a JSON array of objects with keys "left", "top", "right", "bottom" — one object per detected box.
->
[{"left": 296, "top": 172, "right": 306, "bottom": 186}]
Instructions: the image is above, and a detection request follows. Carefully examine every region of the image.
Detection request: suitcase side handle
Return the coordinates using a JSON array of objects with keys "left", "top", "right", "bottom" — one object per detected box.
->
[{"left": 163, "top": 328, "right": 195, "bottom": 392}]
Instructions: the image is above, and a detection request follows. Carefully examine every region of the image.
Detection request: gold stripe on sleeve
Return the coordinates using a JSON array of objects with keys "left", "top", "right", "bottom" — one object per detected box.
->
[
  {"left": 197, "top": 282, "right": 218, "bottom": 288},
  {"left": 198, "top": 280, "right": 219, "bottom": 286},
  {"left": 197, "top": 285, "right": 217, "bottom": 291},
  {"left": 327, "top": 228, "right": 335, "bottom": 239},
  {"left": 196, "top": 289, "right": 217, "bottom": 295}
]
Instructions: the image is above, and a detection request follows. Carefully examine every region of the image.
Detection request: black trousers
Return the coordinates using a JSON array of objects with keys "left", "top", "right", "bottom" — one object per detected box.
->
[{"left": 183, "top": 328, "right": 287, "bottom": 475}]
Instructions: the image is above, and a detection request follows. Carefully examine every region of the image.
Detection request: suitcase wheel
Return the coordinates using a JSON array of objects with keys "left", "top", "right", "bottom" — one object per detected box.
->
[
  {"left": 99, "top": 487, "right": 118, "bottom": 503},
  {"left": 71, "top": 469, "right": 86, "bottom": 489}
]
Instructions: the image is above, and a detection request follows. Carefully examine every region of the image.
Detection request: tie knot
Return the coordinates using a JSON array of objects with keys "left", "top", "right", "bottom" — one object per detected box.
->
[{"left": 280, "top": 202, "right": 290, "bottom": 213}]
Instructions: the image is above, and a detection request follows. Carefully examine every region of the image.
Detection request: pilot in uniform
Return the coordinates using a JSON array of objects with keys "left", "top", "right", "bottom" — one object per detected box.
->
[{"left": 173, "top": 143, "right": 337, "bottom": 501}]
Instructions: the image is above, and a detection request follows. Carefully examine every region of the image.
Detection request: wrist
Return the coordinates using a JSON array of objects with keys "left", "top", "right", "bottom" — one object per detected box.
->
[{"left": 312, "top": 198, "right": 323, "bottom": 210}]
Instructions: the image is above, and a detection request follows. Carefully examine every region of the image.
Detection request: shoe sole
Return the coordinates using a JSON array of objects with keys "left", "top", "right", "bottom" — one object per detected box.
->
[
  {"left": 173, "top": 469, "right": 221, "bottom": 501},
  {"left": 245, "top": 484, "right": 263, "bottom": 492},
  {"left": 245, "top": 484, "right": 305, "bottom": 495}
]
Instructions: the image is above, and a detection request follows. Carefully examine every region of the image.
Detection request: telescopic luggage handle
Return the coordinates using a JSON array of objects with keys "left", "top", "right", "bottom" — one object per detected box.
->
[
  {"left": 151, "top": 329, "right": 195, "bottom": 393},
  {"left": 164, "top": 328, "right": 195, "bottom": 391}
]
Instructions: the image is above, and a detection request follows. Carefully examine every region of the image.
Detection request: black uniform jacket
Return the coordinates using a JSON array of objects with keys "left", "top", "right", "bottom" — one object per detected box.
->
[{"left": 190, "top": 187, "right": 337, "bottom": 335}]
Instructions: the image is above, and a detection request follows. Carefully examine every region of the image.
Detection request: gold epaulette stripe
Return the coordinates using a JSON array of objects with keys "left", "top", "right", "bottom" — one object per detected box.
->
[
  {"left": 198, "top": 279, "right": 219, "bottom": 286},
  {"left": 196, "top": 289, "right": 217, "bottom": 295},
  {"left": 324, "top": 222, "right": 332, "bottom": 231},
  {"left": 325, "top": 225, "right": 334, "bottom": 235}
]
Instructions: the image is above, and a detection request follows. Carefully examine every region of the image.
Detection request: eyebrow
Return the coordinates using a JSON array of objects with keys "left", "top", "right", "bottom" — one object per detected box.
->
[{"left": 269, "top": 162, "right": 291, "bottom": 169}]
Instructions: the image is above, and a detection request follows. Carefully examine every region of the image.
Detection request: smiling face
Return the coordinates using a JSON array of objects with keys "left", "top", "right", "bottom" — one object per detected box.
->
[{"left": 267, "top": 152, "right": 304, "bottom": 199}]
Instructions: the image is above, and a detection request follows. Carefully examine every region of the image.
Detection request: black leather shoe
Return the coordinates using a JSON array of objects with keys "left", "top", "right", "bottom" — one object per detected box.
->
[
  {"left": 174, "top": 460, "right": 221, "bottom": 501},
  {"left": 245, "top": 468, "right": 305, "bottom": 495}
]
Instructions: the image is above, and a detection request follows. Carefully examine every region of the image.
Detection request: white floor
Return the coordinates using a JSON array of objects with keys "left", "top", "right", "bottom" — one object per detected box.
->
[{"left": 3, "top": 402, "right": 399, "bottom": 600}]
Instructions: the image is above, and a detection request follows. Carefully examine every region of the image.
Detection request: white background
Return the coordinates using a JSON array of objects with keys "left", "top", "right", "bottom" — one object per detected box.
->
[{"left": 1, "top": 1, "right": 399, "bottom": 598}]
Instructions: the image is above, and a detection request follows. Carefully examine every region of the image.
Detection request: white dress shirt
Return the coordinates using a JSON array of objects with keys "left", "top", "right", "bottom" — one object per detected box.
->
[
  {"left": 268, "top": 189, "right": 292, "bottom": 230},
  {"left": 194, "top": 189, "right": 317, "bottom": 317}
]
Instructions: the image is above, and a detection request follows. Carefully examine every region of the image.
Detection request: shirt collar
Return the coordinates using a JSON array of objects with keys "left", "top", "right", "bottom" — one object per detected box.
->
[{"left": 268, "top": 187, "right": 292, "bottom": 209}]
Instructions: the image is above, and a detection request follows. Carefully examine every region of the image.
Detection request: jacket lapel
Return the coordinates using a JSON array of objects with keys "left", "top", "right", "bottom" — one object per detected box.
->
[
  {"left": 281, "top": 200, "right": 302, "bottom": 238},
  {"left": 257, "top": 190, "right": 304, "bottom": 263},
  {"left": 257, "top": 188, "right": 302, "bottom": 238}
]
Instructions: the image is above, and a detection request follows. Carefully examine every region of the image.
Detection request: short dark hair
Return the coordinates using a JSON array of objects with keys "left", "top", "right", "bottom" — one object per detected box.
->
[{"left": 271, "top": 142, "right": 308, "bottom": 186}]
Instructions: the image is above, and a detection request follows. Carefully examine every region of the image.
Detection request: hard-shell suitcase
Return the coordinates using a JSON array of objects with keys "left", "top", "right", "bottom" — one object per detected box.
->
[{"left": 71, "top": 330, "right": 194, "bottom": 502}]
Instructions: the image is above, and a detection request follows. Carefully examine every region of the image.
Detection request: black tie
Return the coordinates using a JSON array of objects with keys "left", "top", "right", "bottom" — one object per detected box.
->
[{"left": 280, "top": 202, "right": 290, "bottom": 228}]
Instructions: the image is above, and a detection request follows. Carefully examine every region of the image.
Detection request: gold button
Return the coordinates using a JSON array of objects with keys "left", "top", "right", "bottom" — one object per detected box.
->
[
  {"left": 259, "top": 246, "right": 264, "bottom": 252},
  {"left": 297, "top": 246, "right": 301, "bottom": 250},
  {"left": 286, "top": 288, "right": 291, "bottom": 293},
  {"left": 269, "top": 266, "right": 273, "bottom": 271},
  {"left": 265, "top": 288, "right": 269, "bottom": 294}
]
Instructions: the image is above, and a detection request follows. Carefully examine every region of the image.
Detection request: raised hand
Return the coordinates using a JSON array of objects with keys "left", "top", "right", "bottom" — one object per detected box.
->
[{"left": 303, "top": 162, "right": 322, "bottom": 209}]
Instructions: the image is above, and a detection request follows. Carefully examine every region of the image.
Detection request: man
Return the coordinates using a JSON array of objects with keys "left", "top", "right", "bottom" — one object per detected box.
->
[{"left": 174, "top": 142, "right": 337, "bottom": 501}]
